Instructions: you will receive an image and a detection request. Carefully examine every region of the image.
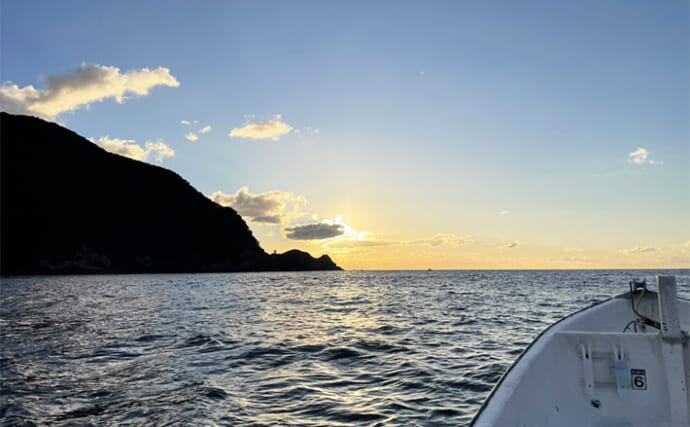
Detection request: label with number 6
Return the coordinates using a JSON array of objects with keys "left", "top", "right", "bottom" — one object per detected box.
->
[{"left": 631, "top": 369, "right": 647, "bottom": 390}]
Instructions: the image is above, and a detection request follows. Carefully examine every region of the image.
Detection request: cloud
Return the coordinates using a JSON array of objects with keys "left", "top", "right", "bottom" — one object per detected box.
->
[
  {"left": 410, "top": 234, "right": 474, "bottom": 248},
  {"left": 281, "top": 213, "right": 473, "bottom": 254},
  {"left": 294, "top": 126, "right": 320, "bottom": 135},
  {"left": 499, "top": 210, "right": 509, "bottom": 215},
  {"left": 501, "top": 241, "right": 520, "bottom": 249},
  {"left": 284, "top": 223, "right": 345, "bottom": 240},
  {"left": 229, "top": 114, "right": 292, "bottom": 141},
  {"left": 326, "top": 234, "right": 473, "bottom": 250},
  {"left": 563, "top": 247, "right": 583, "bottom": 253},
  {"left": 680, "top": 241, "right": 690, "bottom": 254},
  {"left": 251, "top": 216, "right": 282, "bottom": 224},
  {"left": 322, "top": 227, "right": 473, "bottom": 252},
  {"left": 210, "top": 187, "right": 306, "bottom": 224},
  {"left": 628, "top": 148, "right": 648, "bottom": 164},
  {"left": 620, "top": 246, "right": 659, "bottom": 254},
  {"left": 145, "top": 141, "right": 175, "bottom": 162},
  {"left": 284, "top": 216, "right": 366, "bottom": 242},
  {"left": 90, "top": 136, "right": 174, "bottom": 163},
  {"left": 181, "top": 123, "right": 210, "bottom": 141},
  {"left": 628, "top": 147, "right": 662, "bottom": 165},
  {"left": 0, "top": 64, "right": 179, "bottom": 120},
  {"left": 325, "top": 239, "right": 397, "bottom": 249}
]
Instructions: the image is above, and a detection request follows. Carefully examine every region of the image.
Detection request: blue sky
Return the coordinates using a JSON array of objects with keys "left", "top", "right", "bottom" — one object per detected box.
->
[{"left": 2, "top": 1, "right": 688, "bottom": 269}]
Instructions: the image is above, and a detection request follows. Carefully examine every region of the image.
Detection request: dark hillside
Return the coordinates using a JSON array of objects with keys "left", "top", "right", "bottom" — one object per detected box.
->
[{"left": 0, "top": 113, "right": 339, "bottom": 274}]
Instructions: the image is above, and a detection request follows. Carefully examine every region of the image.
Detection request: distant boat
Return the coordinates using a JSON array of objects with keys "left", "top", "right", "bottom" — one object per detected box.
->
[{"left": 471, "top": 276, "right": 689, "bottom": 427}]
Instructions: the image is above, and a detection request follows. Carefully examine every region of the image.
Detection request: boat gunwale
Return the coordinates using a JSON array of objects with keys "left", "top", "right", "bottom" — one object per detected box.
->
[{"left": 469, "top": 291, "right": 636, "bottom": 425}]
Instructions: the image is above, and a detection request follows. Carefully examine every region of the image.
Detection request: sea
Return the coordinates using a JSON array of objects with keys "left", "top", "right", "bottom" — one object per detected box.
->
[{"left": 1, "top": 270, "right": 688, "bottom": 426}]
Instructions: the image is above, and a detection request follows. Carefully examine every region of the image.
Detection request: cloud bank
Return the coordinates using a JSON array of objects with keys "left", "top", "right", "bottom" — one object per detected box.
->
[
  {"left": 229, "top": 114, "right": 292, "bottom": 141},
  {"left": 289, "top": 217, "right": 475, "bottom": 252},
  {"left": 324, "top": 234, "right": 473, "bottom": 250},
  {"left": 0, "top": 64, "right": 179, "bottom": 120},
  {"left": 210, "top": 187, "right": 306, "bottom": 224},
  {"left": 90, "top": 136, "right": 174, "bottom": 163}
]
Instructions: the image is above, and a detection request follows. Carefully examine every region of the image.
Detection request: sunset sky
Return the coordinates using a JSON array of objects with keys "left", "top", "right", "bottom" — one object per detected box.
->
[{"left": 1, "top": 1, "right": 688, "bottom": 270}]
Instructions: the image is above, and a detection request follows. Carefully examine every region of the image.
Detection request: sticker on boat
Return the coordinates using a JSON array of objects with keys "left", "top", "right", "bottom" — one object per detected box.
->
[{"left": 631, "top": 369, "right": 646, "bottom": 390}]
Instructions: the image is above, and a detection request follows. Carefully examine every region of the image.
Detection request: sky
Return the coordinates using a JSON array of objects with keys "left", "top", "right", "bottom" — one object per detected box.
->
[{"left": 1, "top": 0, "right": 688, "bottom": 270}]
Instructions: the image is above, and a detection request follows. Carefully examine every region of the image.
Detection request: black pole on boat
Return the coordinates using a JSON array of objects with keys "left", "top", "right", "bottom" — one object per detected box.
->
[{"left": 628, "top": 278, "right": 661, "bottom": 330}]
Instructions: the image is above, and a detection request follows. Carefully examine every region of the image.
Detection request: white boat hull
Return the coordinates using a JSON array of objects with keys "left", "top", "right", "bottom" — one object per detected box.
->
[{"left": 472, "top": 276, "right": 689, "bottom": 427}]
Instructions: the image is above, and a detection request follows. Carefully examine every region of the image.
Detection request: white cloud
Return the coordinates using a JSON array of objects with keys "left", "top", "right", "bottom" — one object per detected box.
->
[
  {"left": 628, "top": 147, "right": 662, "bottom": 165},
  {"left": 210, "top": 187, "right": 306, "bottom": 224},
  {"left": 620, "top": 246, "right": 659, "bottom": 254},
  {"left": 229, "top": 114, "right": 293, "bottom": 141},
  {"left": 0, "top": 64, "right": 179, "bottom": 120},
  {"left": 145, "top": 141, "right": 175, "bottom": 163},
  {"left": 181, "top": 123, "right": 210, "bottom": 140},
  {"left": 628, "top": 148, "right": 648, "bottom": 164},
  {"left": 501, "top": 241, "right": 520, "bottom": 249},
  {"left": 500, "top": 210, "right": 509, "bottom": 215},
  {"left": 90, "top": 136, "right": 174, "bottom": 163}
]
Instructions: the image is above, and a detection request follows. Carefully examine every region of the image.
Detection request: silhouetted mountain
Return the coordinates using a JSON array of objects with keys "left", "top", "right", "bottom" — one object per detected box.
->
[{"left": 0, "top": 113, "right": 340, "bottom": 275}]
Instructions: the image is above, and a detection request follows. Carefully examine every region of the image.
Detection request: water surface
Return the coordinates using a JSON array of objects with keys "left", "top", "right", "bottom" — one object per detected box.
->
[{"left": 2, "top": 270, "right": 688, "bottom": 426}]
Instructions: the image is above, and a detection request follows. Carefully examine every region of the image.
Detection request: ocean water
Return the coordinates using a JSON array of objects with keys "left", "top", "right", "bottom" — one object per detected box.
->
[{"left": 1, "top": 270, "right": 688, "bottom": 426}]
